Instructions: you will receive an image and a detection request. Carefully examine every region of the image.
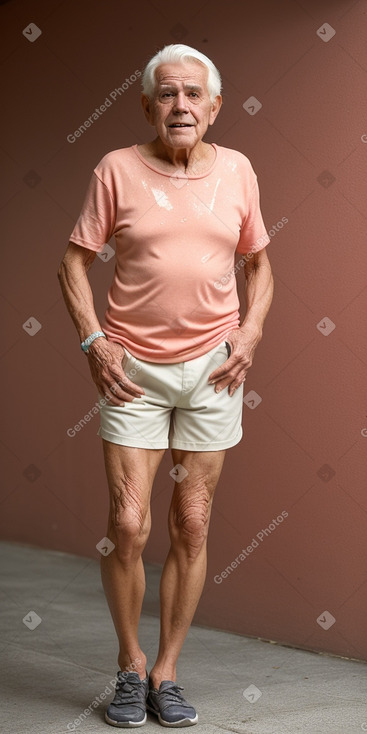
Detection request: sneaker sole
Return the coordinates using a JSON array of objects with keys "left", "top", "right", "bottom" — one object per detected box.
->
[
  {"left": 157, "top": 713, "right": 198, "bottom": 728},
  {"left": 105, "top": 711, "right": 147, "bottom": 728},
  {"left": 147, "top": 706, "right": 198, "bottom": 727}
]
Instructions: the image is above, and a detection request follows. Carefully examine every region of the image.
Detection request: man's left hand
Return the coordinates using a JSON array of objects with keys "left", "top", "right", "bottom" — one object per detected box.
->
[{"left": 207, "top": 326, "right": 262, "bottom": 397}]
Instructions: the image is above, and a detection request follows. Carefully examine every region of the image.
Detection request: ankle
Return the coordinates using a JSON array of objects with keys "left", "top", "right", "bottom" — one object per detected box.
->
[
  {"left": 149, "top": 665, "right": 176, "bottom": 689},
  {"left": 118, "top": 651, "right": 147, "bottom": 680}
]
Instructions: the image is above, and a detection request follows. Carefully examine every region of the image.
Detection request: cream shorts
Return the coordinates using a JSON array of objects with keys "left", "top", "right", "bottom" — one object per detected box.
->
[{"left": 97, "top": 340, "right": 244, "bottom": 451}]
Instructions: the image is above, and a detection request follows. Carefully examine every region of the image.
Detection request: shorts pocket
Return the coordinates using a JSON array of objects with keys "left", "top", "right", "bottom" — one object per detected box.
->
[
  {"left": 122, "top": 349, "right": 142, "bottom": 381},
  {"left": 225, "top": 341, "right": 232, "bottom": 358},
  {"left": 121, "top": 348, "right": 130, "bottom": 371}
]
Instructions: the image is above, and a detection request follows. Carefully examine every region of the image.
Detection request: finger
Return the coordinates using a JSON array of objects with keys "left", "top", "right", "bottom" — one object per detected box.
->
[
  {"left": 97, "top": 382, "right": 125, "bottom": 407},
  {"left": 108, "top": 369, "right": 145, "bottom": 398},
  {"left": 119, "top": 375, "right": 145, "bottom": 398},
  {"left": 212, "top": 370, "right": 246, "bottom": 395},
  {"left": 228, "top": 376, "right": 246, "bottom": 397},
  {"left": 108, "top": 379, "right": 142, "bottom": 403},
  {"left": 207, "top": 358, "right": 233, "bottom": 384},
  {"left": 209, "top": 356, "right": 252, "bottom": 384},
  {"left": 103, "top": 389, "right": 125, "bottom": 407},
  {"left": 212, "top": 375, "right": 233, "bottom": 393},
  {"left": 98, "top": 378, "right": 138, "bottom": 406}
]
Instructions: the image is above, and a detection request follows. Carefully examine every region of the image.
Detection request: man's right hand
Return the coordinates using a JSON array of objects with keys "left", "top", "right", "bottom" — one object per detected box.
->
[{"left": 86, "top": 338, "right": 145, "bottom": 406}]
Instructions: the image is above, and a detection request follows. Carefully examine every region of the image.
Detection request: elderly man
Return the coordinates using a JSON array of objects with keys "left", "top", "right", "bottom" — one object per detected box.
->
[{"left": 58, "top": 43, "right": 273, "bottom": 728}]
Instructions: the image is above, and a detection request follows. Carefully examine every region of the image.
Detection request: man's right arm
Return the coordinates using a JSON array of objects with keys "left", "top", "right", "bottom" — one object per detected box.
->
[{"left": 57, "top": 241, "right": 145, "bottom": 405}]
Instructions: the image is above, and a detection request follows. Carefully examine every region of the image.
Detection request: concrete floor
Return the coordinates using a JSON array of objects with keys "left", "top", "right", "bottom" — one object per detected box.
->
[{"left": 1, "top": 542, "right": 366, "bottom": 734}]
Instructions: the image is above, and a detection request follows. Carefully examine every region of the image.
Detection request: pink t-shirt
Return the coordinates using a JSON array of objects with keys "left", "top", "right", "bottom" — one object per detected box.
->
[{"left": 69, "top": 143, "right": 270, "bottom": 363}]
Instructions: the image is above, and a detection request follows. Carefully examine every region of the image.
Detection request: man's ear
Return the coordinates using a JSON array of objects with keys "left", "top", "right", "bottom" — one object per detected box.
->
[
  {"left": 141, "top": 94, "right": 155, "bottom": 125},
  {"left": 209, "top": 95, "right": 222, "bottom": 126}
]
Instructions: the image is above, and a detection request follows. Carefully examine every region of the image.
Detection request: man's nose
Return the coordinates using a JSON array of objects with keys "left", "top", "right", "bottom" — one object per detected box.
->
[{"left": 173, "top": 91, "right": 189, "bottom": 113}]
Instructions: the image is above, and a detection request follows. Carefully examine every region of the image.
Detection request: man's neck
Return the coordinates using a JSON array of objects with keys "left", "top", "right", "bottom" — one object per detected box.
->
[{"left": 139, "top": 138, "right": 214, "bottom": 175}]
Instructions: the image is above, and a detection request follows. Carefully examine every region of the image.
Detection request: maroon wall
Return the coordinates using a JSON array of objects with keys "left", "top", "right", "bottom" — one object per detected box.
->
[{"left": 1, "top": 0, "right": 366, "bottom": 661}]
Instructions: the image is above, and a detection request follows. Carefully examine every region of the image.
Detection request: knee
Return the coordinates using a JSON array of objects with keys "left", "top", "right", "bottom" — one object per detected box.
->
[
  {"left": 108, "top": 475, "right": 150, "bottom": 558},
  {"left": 169, "top": 482, "right": 211, "bottom": 560}
]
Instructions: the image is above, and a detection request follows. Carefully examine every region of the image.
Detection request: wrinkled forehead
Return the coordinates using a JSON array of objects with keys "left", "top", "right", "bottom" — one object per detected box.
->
[{"left": 154, "top": 61, "right": 209, "bottom": 90}]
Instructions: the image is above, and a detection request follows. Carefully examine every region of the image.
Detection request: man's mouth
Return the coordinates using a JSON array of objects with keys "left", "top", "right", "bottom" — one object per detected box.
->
[{"left": 168, "top": 123, "right": 193, "bottom": 128}]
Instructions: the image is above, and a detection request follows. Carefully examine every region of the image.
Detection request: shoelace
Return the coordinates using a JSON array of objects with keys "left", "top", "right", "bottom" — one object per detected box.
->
[
  {"left": 114, "top": 676, "right": 142, "bottom": 705},
  {"left": 159, "top": 684, "right": 191, "bottom": 709}
]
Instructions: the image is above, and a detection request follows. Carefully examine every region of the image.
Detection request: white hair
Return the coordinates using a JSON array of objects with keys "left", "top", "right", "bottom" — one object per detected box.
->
[{"left": 141, "top": 44, "right": 222, "bottom": 102}]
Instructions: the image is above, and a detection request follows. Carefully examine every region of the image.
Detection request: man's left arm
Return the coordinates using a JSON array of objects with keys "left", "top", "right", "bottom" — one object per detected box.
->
[{"left": 208, "top": 248, "right": 274, "bottom": 396}]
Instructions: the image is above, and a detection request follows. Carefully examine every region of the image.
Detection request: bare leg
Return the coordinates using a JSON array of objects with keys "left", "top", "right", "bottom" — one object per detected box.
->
[
  {"left": 100, "top": 441, "right": 165, "bottom": 679},
  {"left": 149, "top": 449, "right": 226, "bottom": 687}
]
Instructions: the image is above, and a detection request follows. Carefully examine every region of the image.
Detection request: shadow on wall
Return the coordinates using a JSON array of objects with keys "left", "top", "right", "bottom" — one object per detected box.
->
[{"left": 0, "top": 0, "right": 366, "bottom": 661}]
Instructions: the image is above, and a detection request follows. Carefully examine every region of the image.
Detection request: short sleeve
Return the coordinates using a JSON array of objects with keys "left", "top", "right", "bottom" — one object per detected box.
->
[
  {"left": 69, "top": 171, "right": 116, "bottom": 252},
  {"left": 236, "top": 178, "right": 270, "bottom": 255}
]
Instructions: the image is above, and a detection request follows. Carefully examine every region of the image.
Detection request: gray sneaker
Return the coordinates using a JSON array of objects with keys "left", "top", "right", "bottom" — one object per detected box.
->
[
  {"left": 147, "top": 680, "right": 198, "bottom": 727},
  {"left": 105, "top": 671, "right": 148, "bottom": 728}
]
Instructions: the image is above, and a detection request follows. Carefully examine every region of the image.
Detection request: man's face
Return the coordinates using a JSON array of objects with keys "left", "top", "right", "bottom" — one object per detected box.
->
[{"left": 142, "top": 61, "right": 222, "bottom": 149}]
